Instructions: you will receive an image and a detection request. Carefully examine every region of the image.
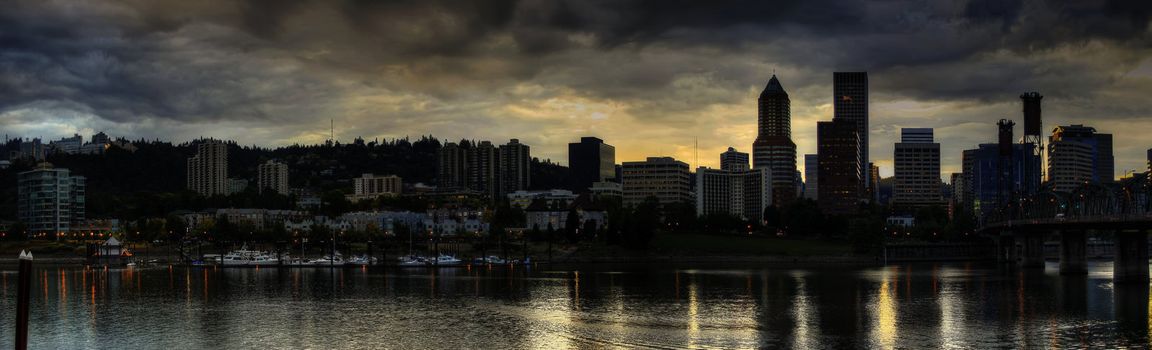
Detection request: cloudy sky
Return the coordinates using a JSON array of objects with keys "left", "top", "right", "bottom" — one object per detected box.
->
[{"left": 2, "top": 0, "right": 1151, "bottom": 180}]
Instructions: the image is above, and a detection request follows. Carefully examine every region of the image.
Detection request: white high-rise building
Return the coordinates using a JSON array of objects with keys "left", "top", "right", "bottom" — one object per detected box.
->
[
  {"left": 257, "top": 160, "right": 289, "bottom": 195},
  {"left": 187, "top": 140, "right": 228, "bottom": 196},
  {"left": 351, "top": 174, "right": 402, "bottom": 201},
  {"left": 696, "top": 166, "right": 771, "bottom": 223}
]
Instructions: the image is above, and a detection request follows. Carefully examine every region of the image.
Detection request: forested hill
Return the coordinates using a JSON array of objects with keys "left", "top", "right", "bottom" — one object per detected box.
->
[{"left": 0, "top": 136, "right": 570, "bottom": 220}]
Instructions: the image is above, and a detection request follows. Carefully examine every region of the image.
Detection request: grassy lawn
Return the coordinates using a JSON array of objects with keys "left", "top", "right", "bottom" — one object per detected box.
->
[{"left": 651, "top": 232, "right": 855, "bottom": 256}]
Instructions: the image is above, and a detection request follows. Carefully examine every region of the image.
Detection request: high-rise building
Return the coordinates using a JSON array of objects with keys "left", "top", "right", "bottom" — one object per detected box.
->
[
  {"left": 18, "top": 138, "right": 46, "bottom": 161},
  {"left": 351, "top": 173, "right": 402, "bottom": 201},
  {"left": 949, "top": 172, "right": 965, "bottom": 219},
  {"left": 869, "top": 163, "right": 881, "bottom": 204},
  {"left": 803, "top": 154, "right": 818, "bottom": 200},
  {"left": 1147, "top": 148, "right": 1152, "bottom": 173},
  {"left": 17, "top": 165, "right": 85, "bottom": 237},
  {"left": 817, "top": 119, "right": 862, "bottom": 216},
  {"left": 467, "top": 141, "right": 499, "bottom": 199},
  {"left": 568, "top": 137, "right": 616, "bottom": 192},
  {"left": 752, "top": 75, "right": 797, "bottom": 206},
  {"left": 696, "top": 166, "right": 771, "bottom": 223},
  {"left": 893, "top": 128, "right": 942, "bottom": 209},
  {"left": 833, "top": 72, "right": 869, "bottom": 191},
  {"left": 256, "top": 160, "right": 289, "bottom": 195},
  {"left": 967, "top": 143, "right": 1041, "bottom": 219},
  {"left": 50, "top": 134, "right": 83, "bottom": 154},
  {"left": 1047, "top": 124, "right": 1114, "bottom": 192},
  {"left": 438, "top": 142, "right": 468, "bottom": 190},
  {"left": 186, "top": 140, "right": 228, "bottom": 196},
  {"left": 621, "top": 157, "right": 692, "bottom": 208},
  {"left": 721, "top": 147, "right": 750, "bottom": 171},
  {"left": 499, "top": 139, "right": 531, "bottom": 196}
]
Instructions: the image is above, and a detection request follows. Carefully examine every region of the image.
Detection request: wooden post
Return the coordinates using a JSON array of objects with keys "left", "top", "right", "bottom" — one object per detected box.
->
[{"left": 16, "top": 250, "right": 33, "bottom": 350}]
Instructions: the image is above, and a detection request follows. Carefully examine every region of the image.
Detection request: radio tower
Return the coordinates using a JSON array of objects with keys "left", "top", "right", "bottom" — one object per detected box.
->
[{"left": 1020, "top": 92, "right": 1043, "bottom": 193}]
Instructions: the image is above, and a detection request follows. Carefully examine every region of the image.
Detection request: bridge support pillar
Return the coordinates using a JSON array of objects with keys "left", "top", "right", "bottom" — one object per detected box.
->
[
  {"left": 1059, "top": 230, "right": 1088, "bottom": 275},
  {"left": 1114, "top": 230, "right": 1149, "bottom": 284},
  {"left": 997, "top": 234, "right": 1017, "bottom": 264},
  {"left": 1019, "top": 232, "right": 1045, "bottom": 268}
]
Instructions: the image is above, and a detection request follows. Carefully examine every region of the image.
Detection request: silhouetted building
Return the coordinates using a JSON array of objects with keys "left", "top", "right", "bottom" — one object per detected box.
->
[
  {"left": 752, "top": 75, "right": 797, "bottom": 206},
  {"left": 499, "top": 139, "right": 531, "bottom": 195},
  {"left": 817, "top": 119, "right": 862, "bottom": 216},
  {"left": 834, "top": 72, "right": 869, "bottom": 190},
  {"left": 256, "top": 160, "right": 289, "bottom": 195},
  {"left": 467, "top": 141, "right": 499, "bottom": 199},
  {"left": 966, "top": 143, "right": 1041, "bottom": 219},
  {"left": 438, "top": 142, "right": 467, "bottom": 190},
  {"left": 893, "top": 128, "right": 942, "bottom": 209},
  {"left": 803, "top": 154, "right": 818, "bottom": 200},
  {"left": 18, "top": 165, "right": 85, "bottom": 237},
  {"left": 568, "top": 137, "right": 615, "bottom": 192},
  {"left": 721, "top": 147, "right": 750, "bottom": 171},
  {"left": 1020, "top": 92, "right": 1044, "bottom": 189},
  {"left": 621, "top": 157, "right": 691, "bottom": 207},
  {"left": 1047, "top": 125, "right": 1114, "bottom": 192},
  {"left": 187, "top": 140, "right": 228, "bottom": 196},
  {"left": 868, "top": 162, "right": 880, "bottom": 204}
]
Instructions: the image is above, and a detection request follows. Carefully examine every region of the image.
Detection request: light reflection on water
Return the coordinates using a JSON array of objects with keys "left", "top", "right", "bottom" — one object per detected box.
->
[{"left": 0, "top": 261, "right": 1149, "bottom": 348}]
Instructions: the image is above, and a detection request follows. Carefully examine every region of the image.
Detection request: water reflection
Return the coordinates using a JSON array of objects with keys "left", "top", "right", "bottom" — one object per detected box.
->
[{"left": 0, "top": 262, "right": 1149, "bottom": 348}]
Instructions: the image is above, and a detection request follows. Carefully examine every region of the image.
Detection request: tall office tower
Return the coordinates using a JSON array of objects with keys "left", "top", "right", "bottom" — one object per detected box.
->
[
  {"left": 752, "top": 75, "right": 797, "bottom": 206},
  {"left": 949, "top": 172, "right": 965, "bottom": 219},
  {"left": 803, "top": 154, "right": 818, "bottom": 200},
  {"left": 1020, "top": 92, "right": 1044, "bottom": 189},
  {"left": 959, "top": 149, "right": 977, "bottom": 213},
  {"left": 1147, "top": 148, "right": 1152, "bottom": 173},
  {"left": 621, "top": 157, "right": 692, "bottom": 208},
  {"left": 17, "top": 165, "right": 85, "bottom": 237},
  {"left": 437, "top": 142, "right": 468, "bottom": 190},
  {"left": 256, "top": 160, "right": 289, "bottom": 195},
  {"left": 817, "top": 119, "right": 862, "bottom": 216},
  {"left": 721, "top": 147, "right": 750, "bottom": 171},
  {"left": 1047, "top": 125, "right": 1115, "bottom": 192},
  {"left": 186, "top": 140, "right": 228, "bottom": 196},
  {"left": 893, "top": 128, "right": 942, "bottom": 209},
  {"left": 467, "top": 141, "right": 499, "bottom": 199},
  {"left": 696, "top": 166, "right": 771, "bottom": 223},
  {"left": 568, "top": 137, "right": 616, "bottom": 192},
  {"left": 869, "top": 163, "right": 881, "bottom": 204},
  {"left": 967, "top": 144, "right": 1040, "bottom": 219},
  {"left": 833, "top": 72, "right": 869, "bottom": 192},
  {"left": 499, "top": 139, "right": 531, "bottom": 196}
]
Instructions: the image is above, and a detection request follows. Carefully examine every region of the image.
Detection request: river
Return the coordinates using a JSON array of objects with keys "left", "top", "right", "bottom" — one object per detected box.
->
[{"left": 1, "top": 261, "right": 1149, "bottom": 348}]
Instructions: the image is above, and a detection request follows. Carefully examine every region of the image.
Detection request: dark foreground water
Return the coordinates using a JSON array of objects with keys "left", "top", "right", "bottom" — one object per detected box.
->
[{"left": 0, "top": 261, "right": 1150, "bottom": 349}]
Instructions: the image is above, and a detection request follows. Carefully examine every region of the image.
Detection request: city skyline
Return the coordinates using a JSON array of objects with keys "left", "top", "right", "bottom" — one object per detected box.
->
[{"left": 1, "top": 1, "right": 1151, "bottom": 179}]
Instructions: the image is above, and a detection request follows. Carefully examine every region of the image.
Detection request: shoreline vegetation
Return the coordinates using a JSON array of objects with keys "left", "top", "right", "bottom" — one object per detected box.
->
[{"left": 0, "top": 233, "right": 917, "bottom": 266}]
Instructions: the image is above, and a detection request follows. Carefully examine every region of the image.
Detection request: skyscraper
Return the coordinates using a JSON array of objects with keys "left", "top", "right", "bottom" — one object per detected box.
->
[
  {"left": 721, "top": 147, "right": 750, "bottom": 171},
  {"left": 1047, "top": 125, "right": 1114, "bottom": 192},
  {"left": 468, "top": 141, "right": 499, "bottom": 199},
  {"left": 186, "top": 140, "right": 228, "bottom": 196},
  {"left": 817, "top": 119, "right": 862, "bottom": 216},
  {"left": 803, "top": 154, "right": 818, "bottom": 200},
  {"left": 967, "top": 144, "right": 1040, "bottom": 219},
  {"left": 499, "top": 139, "right": 531, "bottom": 196},
  {"left": 568, "top": 137, "right": 616, "bottom": 192},
  {"left": 622, "top": 157, "right": 691, "bottom": 208},
  {"left": 893, "top": 128, "right": 942, "bottom": 209},
  {"left": 751, "top": 75, "right": 797, "bottom": 206},
  {"left": 833, "top": 72, "right": 869, "bottom": 191},
  {"left": 256, "top": 160, "right": 289, "bottom": 195},
  {"left": 438, "top": 142, "right": 467, "bottom": 190},
  {"left": 18, "top": 165, "right": 85, "bottom": 237}
]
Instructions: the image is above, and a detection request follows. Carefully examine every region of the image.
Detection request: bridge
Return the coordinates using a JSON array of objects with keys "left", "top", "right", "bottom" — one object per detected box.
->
[{"left": 977, "top": 173, "right": 1152, "bottom": 282}]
